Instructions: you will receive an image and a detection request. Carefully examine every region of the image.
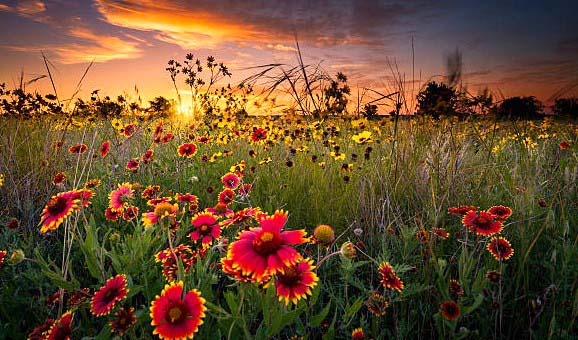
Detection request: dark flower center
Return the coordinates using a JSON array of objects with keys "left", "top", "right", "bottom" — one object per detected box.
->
[
  {"left": 277, "top": 266, "right": 301, "bottom": 287},
  {"left": 103, "top": 288, "right": 119, "bottom": 303},
  {"left": 166, "top": 302, "right": 187, "bottom": 324},
  {"left": 253, "top": 231, "right": 282, "bottom": 255},
  {"left": 47, "top": 196, "right": 69, "bottom": 215}
]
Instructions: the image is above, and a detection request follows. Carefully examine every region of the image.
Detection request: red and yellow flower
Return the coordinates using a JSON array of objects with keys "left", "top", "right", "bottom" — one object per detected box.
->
[
  {"left": 69, "top": 144, "right": 87, "bottom": 154},
  {"left": 100, "top": 141, "right": 110, "bottom": 158},
  {"left": 488, "top": 205, "right": 512, "bottom": 221},
  {"left": 143, "top": 201, "right": 179, "bottom": 228},
  {"left": 109, "top": 307, "right": 136, "bottom": 336},
  {"left": 39, "top": 190, "right": 81, "bottom": 234},
  {"left": 150, "top": 281, "right": 206, "bottom": 340},
  {"left": 351, "top": 327, "right": 365, "bottom": 339},
  {"left": 189, "top": 212, "right": 221, "bottom": 247},
  {"left": 221, "top": 172, "right": 240, "bottom": 189},
  {"left": 462, "top": 210, "right": 502, "bottom": 236},
  {"left": 177, "top": 143, "right": 197, "bottom": 158},
  {"left": 272, "top": 258, "right": 318, "bottom": 305},
  {"left": 378, "top": 262, "right": 404, "bottom": 292},
  {"left": 108, "top": 183, "right": 133, "bottom": 212},
  {"left": 91, "top": 274, "right": 128, "bottom": 316},
  {"left": 487, "top": 236, "right": 514, "bottom": 261},
  {"left": 226, "top": 210, "right": 307, "bottom": 282},
  {"left": 440, "top": 301, "right": 460, "bottom": 321},
  {"left": 218, "top": 188, "right": 236, "bottom": 206},
  {"left": 45, "top": 311, "right": 73, "bottom": 340},
  {"left": 448, "top": 205, "right": 477, "bottom": 215}
]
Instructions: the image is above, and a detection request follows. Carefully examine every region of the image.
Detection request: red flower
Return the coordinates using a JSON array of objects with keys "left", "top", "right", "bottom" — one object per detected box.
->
[
  {"left": 221, "top": 173, "right": 240, "bottom": 189},
  {"left": 416, "top": 230, "right": 429, "bottom": 243},
  {"left": 109, "top": 307, "right": 136, "bottom": 336},
  {"left": 28, "top": 318, "right": 55, "bottom": 340},
  {"left": 0, "top": 250, "right": 6, "bottom": 264},
  {"left": 487, "top": 237, "right": 514, "bottom": 261},
  {"left": 440, "top": 301, "right": 460, "bottom": 320},
  {"left": 488, "top": 205, "right": 512, "bottom": 221},
  {"left": 91, "top": 274, "right": 128, "bottom": 316},
  {"left": 123, "top": 206, "right": 139, "bottom": 221},
  {"left": 206, "top": 203, "right": 233, "bottom": 217},
  {"left": 462, "top": 210, "right": 502, "bottom": 236},
  {"left": 449, "top": 280, "right": 464, "bottom": 299},
  {"left": 227, "top": 210, "right": 307, "bottom": 282},
  {"left": 175, "top": 193, "right": 198, "bottom": 203},
  {"left": 431, "top": 227, "right": 449, "bottom": 239},
  {"left": 108, "top": 183, "right": 133, "bottom": 212},
  {"left": 251, "top": 128, "right": 268, "bottom": 142},
  {"left": 45, "top": 311, "right": 74, "bottom": 340},
  {"left": 189, "top": 212, "right": 221, "bottom": 247},
  {"left": 560, "top": 141, "right": 572, "bottom": 149},
  {"left": 273, "top": 258, "right": 318, "bottom": 305},
  {"left": 150, "top": 281, "right": 206, "bottom": 340},
  {"left": 155, "top": 245, "right": 200, "bottom": 282},
  {"left": 123, "top": 124, "right": 136, "bottom": 137},
  {"left": 222, "top": 207, "right": 261, "bottom": 229},
  {"left": 143, "top": 201, "right": 179, "bottom": 228},
  {"left": 142, "top": 185, "right": 161, "bottom": 200},
  {"left": 142, "top": 149, "right": 154, "bottom": 163},
  {"left": 351, "top": 328, "right": 365, "bottom": 339},
  {"left": 178, "top": 143, "right": 197, "bottom": 158},
  {"left": 378, "top": 262, "right": 404, "bottom": 292},
  {"left": 448, "top": 205, "right": 477, "bottom": 215},
  {"left": 68, "top": 144, "right": 87, "bottom": 154},
  {"left": 365, "top": 292, "right": 389, "bottom": 316},
  {"left": 100, "top": 141, "right": 110, "bottom": 158},
  {"left": 105, "top": 207, "right": 122, "bottom": 221},
  {"left": 126, "top": 158, "right": 139, "bottom": 172},
  {"left": 53, "top": 172, "right": 66, "bottom": 185},
  {"left": 218, "top": 188, "right": 236, "bottom": 206},
  {"left": 39, "top": 190, "right": 81, "bottom": 233}
]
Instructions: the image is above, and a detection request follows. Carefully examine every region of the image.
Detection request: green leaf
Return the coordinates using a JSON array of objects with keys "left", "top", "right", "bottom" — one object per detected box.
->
[
  {"left": 461, "top": 294, "right": 484, "bottom": 316},
  {"left": 310, "top": 300, "right": 332, "bottom": 327}
]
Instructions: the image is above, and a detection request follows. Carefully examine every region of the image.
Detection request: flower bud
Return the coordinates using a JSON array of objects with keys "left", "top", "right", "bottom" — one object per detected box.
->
[
  {"left": 9, "top": 249, "right": 25, "bottom": 264},
  {"left": 313, "top": 224, "right": 335, "bottom": 245},
  {"left": 340, "top": 241, "right": 357, "bottom": 259}
]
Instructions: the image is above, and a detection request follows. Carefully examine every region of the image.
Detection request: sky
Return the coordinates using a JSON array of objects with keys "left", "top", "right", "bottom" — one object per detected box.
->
[{"left": 1, "top": 0, "right": 577, "bottom": 113}]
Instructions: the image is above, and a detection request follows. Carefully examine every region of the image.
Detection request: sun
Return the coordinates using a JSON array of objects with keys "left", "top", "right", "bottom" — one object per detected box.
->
[{"left": 177, "top": 104, "right": 192, "bottom": 116}]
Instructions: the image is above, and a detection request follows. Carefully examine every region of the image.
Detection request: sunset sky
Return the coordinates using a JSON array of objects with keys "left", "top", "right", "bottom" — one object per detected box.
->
[{"left": 1, "top": 0, "right": 577, "bottom": 112}]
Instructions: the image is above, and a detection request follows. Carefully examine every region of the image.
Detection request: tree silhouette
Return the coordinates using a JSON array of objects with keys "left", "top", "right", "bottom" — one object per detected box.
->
[
  {"left": 553, "top": 97, "right": 578, "bottom": 117},
  {"left": 416, "top": 81, "right": 459, "bottom": 119},
  {"left": 495, "top": 96, "right": 543, "bottom": 120}
]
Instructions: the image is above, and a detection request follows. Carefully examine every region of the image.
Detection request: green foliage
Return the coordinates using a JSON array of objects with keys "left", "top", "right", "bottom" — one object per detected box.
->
[{"left": 0, "top": 114, "right": 576, "bottom": 339}]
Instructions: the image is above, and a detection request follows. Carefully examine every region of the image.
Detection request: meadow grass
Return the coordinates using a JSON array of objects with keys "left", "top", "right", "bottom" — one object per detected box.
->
[{"left": 0, "top": 114, "right": 576, "bottom": 339}]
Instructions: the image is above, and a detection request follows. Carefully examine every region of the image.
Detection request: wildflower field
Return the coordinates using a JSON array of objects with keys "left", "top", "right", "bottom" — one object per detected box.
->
[{"left": 0, "top": 113, "right": 577, "bottom": 339}]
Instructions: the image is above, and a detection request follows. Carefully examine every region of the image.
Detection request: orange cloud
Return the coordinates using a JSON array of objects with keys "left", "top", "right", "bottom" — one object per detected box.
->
[
  {"left": 5, "top": 26, "right": 142, "bottom": 64},
  {"left": 0, "top": 0, "right": 46, "bottom": 15},
  {"left": 94, "top": 0, "right": 277, "bottom": 48}
]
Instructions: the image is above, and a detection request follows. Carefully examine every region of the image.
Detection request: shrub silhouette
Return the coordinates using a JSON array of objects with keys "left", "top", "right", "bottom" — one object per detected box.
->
[
  {"left": 553, "top": 97, "right": 578, "bottom": 117},
  {"left": 495, "top": 96, "right": 543, "bottom": 120},
  {"left": 416, "top": 81, "right": 459, "bottom": 118}
]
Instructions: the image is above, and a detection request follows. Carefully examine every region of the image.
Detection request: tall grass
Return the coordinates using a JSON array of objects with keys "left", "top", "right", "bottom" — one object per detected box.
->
[{"left": 0, "top": 114, "right": 576, "bottom": 338}]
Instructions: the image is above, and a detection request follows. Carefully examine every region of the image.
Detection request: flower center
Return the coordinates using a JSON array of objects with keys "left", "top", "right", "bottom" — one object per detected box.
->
[
  {"left": 103, "top": 288, "right": 118, "bottom": 303},
  {"left": 252, "top": 231, "right": 281, "bottom": 255},
  {"left": 154, "top": 202, "right": 174, "bottom": 218},
  {"left": 199, "top": 224, "right": 209, "bottom": 233},
  {"left": 167, "top": 305, "right": 184, "bottom": 323},
  {"left": 214, "top": 203, "right": 227, "bottom": 214},
  {"left": 476, "top": 216, "right": 488, "bottom": 225},
  {"left": 277, "top": 266, "right": 301, "bottom": 286},
  {"left": 47, "top": 196, "right": 69, "bottom": 215}
]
